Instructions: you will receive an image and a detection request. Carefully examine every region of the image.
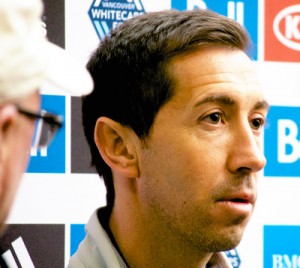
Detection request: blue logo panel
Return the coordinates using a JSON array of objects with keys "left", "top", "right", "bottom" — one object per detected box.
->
[
  {"left": 264, "top": 225, "right": 300, "bottom": 268},
  {"left": 70, "top": 224, "right": 85, "bottom": 256},
  {"left": 27, "top": 95, "right": 66, "bottom": 173},
  {"left": 171, "top": 0, "right": 258, "bottom": 60},
  {"left": 88, "top": 0, "right": 145, "bottom": 39},
  {"left": 264, "top": 106, "right": 300, "bottom": 177}
]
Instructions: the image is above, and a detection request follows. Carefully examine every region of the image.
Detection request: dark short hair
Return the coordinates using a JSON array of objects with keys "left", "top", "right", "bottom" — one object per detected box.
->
[{"left": 82, "top": 9, "right": 251, "bottom": 209}]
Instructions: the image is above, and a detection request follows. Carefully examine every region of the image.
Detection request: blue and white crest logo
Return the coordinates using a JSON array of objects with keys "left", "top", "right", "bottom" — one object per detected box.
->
[
  {"left": 88, "top": 0, "right": 145, "bottom": 39},
  {"left": 225, "top": 249, "right": 241, "bottom": 268}
]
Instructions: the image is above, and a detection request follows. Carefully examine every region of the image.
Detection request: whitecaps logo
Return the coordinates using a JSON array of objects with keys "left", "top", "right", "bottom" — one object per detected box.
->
[
  {"left": 273, "top": 5, "right": 300, "bottom": 51},
  {"left": 88, "top": 0, "right": 145, "bottom": 39}
]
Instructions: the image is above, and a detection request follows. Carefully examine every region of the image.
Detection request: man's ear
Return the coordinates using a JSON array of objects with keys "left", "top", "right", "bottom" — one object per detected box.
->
[{"left": 94, "top": 117, "right": 139, "bottom": 178}]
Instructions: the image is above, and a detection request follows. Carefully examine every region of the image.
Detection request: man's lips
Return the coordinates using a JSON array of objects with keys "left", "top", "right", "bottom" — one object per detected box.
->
[
  {"left": 217, "top": 191, "right": 256, "bottom": 204},
  {"left": 216, "top": 192, "right": 256, "bottom": 215}
]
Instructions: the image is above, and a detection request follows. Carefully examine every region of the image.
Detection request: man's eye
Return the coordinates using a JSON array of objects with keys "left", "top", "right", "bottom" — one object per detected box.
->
[
  {"left": 251, "top": 118, "right": 264, "bottom": 130},
  {"left": 205, "top": 112, "right": 222, "bottom": 124}
]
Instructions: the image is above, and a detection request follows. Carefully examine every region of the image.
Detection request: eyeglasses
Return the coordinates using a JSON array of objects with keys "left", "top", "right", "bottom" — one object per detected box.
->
[{"left": 17, "top": 106, "right": 63, "bottom": 149}]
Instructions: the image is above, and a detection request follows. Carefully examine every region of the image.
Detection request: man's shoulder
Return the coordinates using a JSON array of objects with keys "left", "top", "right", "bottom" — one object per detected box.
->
[{"left": 68, "top": 208, "right": 127, "bottom": 268}]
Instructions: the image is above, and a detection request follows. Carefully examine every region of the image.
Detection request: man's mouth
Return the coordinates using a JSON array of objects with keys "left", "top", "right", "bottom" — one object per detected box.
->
[{"left": 216, "top": 192, "right": 256, "bottom": 215}]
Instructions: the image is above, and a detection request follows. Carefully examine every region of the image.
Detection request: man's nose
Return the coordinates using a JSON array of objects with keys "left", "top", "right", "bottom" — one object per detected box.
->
[{"left": 226, "top": 124, "right": 266, "bottom": 174}]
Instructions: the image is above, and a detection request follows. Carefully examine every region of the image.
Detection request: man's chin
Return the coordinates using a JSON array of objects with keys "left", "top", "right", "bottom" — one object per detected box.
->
[{"left": 210, "top": 225, "right": 247, "bottom": 252}]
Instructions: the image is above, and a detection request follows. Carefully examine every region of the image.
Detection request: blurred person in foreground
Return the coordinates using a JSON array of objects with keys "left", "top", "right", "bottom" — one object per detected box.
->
[
  {"left": 69, "top": 9, "right": 269, "bottom": 268},
  {"left": 0, "top": 0, "right": 93, "bottom": 266}
]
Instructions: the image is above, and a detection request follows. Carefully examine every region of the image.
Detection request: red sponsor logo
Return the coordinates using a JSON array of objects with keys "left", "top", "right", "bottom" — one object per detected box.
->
[{"left": 265, "top": 1, "right": 300, "bottom": 62}]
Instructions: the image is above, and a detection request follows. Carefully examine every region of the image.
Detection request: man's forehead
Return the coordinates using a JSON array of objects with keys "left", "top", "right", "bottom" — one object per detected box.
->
[
  {"left": 168, "top": 47, "right": 255, "bottom": 88},
  {"left": 166, "top": 48, "right": 264, "bottom": 106}
]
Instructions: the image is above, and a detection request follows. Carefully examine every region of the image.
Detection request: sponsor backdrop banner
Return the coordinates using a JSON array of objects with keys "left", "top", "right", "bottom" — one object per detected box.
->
[{"left": 0, "top": 0, "right": 300, "bottom": 267}]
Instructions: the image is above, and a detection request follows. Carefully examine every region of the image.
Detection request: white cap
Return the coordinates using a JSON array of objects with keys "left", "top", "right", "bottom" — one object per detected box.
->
[{"left": 0, "top": 0, "right": 93, "bottom": 103}]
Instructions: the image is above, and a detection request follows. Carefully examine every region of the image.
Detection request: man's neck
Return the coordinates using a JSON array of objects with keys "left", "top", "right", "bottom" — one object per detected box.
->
[{"left": 107, "top": 205, "right": 213, "bottom": 268}]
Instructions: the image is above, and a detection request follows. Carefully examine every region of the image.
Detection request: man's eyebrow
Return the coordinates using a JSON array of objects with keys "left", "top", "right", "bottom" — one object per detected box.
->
[
  {"left": 254, "top": 100, "right": 270, "bottom": 111},
  {"left": 195, "top": 94, "right": 270, "bottom": 111},
  {"left": 195, "top": 94, "right": 236, "bottom": 107}
]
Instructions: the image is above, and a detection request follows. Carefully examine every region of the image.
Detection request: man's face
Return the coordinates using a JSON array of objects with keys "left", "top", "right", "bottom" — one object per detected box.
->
[
  {"left": 0, "top": 92, "right": 39, "bottom": 232},
  {"left": 136, "top": 48, "right": 268, "bottom": 253}
]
